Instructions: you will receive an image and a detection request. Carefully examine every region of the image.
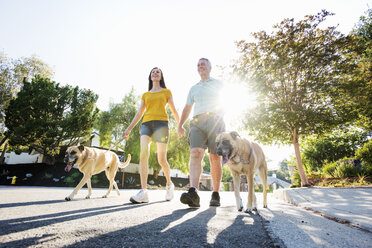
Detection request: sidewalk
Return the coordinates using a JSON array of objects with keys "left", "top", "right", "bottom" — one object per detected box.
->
[{"left": 273, "top": 187, "right": 372, "bottom": 232}]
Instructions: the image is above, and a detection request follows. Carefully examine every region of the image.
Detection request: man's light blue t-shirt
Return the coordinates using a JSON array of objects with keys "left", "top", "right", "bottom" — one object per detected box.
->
[{"left": 186, "top": 77, "right": 224, "bottom": 118}]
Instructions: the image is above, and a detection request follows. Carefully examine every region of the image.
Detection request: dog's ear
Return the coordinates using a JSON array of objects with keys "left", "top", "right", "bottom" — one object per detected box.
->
[
  {"left": 78, "top": 145, "right": 85, "bottom": 152},
  {"left": 230, "top": 131, "right": 240, "bottom": 140}
]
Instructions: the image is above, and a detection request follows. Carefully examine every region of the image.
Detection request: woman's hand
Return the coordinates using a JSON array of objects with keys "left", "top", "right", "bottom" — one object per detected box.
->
[
  {"left": 177, "top": 125, "right": 185, "bottom": 138},
  {"left": 123, "top": 129, "right": 131, "bottom": 140}
]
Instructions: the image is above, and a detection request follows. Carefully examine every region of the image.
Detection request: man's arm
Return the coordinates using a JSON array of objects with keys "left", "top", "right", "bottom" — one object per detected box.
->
[{"left": 177, "top": 104, "right": 192, "bottom": 138}]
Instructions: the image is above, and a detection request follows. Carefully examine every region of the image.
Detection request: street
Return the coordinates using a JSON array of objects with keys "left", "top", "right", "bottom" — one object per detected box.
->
[
  {"left": 0, "top": 186, "right": 275, "bottom": 248},
  {"left": 0, "top": 186, "right": 371, "bottom": 248}
]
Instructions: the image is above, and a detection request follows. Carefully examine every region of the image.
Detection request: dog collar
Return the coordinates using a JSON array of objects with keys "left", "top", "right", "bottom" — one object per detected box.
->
[
  {"left": 80, "top": 149, "right": 90, "bottom": 165},
  {"left": 231, "top": 145, "right": 253, "bottom": 164}
]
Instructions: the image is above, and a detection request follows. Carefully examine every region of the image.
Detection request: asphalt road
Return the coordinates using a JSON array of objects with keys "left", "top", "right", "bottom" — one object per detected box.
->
[{"left": 0, "top": 186, "right": 276, "bottom": 248}]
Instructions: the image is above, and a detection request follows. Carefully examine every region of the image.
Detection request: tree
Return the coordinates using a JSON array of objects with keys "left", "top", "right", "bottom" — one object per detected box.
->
[
  {"left": 95, "top": 88, "right": 141, "bottom": 163},
  {"left": 0, "top": 52, "right": 54, "bottom": 126},
  {"left": 5, "top": 76, "right": 98, "bottom": 162},
  {"left": 234, "top": 10, "right": 352, "bottom": 186},
  {"left": 333, "top": 8, "right": 372, "bottom": 130}
]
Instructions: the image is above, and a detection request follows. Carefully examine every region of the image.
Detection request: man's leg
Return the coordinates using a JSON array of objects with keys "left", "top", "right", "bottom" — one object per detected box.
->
[
  {"left": 209, "top": 153, "right": 222, "bottom": 192},
  {"left": 180, "top": 147, "right": 205, "bottom": 207},
  {"left": 189, "top": 148, "right": 205, "bottom": 189}
]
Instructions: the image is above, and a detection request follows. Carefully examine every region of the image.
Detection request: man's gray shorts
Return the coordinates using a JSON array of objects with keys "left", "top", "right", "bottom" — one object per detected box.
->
[{"left": 189, "top": 112, "right": 225, "bottom": 154}]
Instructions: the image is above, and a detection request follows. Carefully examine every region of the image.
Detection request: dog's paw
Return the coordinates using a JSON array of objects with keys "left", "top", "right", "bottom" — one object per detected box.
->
[
  {"left": 244, "top": 209, "right": 252, "bottom": 214},
  {"left": 65, "top": 197, "right": 72, "bottom": 201}
]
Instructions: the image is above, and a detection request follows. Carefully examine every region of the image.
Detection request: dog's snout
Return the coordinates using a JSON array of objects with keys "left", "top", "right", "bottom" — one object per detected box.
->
[{"left": 216, "top": 147, "right": 223, "bottom": 156}]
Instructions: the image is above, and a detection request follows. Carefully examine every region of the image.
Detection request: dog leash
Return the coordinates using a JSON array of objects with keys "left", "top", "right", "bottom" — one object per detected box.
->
[{"left": 107, "top": 137, "right": 126, "bottom": 152}]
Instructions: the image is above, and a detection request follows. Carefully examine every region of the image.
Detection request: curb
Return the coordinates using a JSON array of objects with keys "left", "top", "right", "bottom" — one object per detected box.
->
[{"left": 273, "top": 188, "right": 372, "bottom": 233}]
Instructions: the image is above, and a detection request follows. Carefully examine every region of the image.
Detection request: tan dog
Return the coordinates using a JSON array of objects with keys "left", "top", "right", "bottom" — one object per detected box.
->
[
  {"left": 216, "top": 131, "right": 267, "bottom": 213},
  {"left": 64, "top": 145, "right": 131, "bottom": 201}
]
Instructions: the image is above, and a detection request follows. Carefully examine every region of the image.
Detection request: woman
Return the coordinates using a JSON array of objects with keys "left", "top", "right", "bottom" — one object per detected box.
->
[{"left": 123, "top": 67, "right": 179, "bottom": 203}]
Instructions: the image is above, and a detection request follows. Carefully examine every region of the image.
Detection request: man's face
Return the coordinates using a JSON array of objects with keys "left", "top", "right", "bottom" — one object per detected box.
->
[{"left": 197, "top": 59, "right": 211, "bottom": 76}]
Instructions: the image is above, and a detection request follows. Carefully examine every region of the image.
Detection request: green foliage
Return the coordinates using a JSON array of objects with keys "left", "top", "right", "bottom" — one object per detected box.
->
[
  {"left": 322, "top": 158, "right": 371, "bottom": 178},
  {"left": 64, "top": 171, "right": 81, "bottom": 186},
  {"left": 203, "top": 153, "right": 210, "bottom": 172},
  {"left": 290, "top": 169, "right": 301, "bottom": 187},
  {"left": 355, "top": 137, "right": 372, "bottom": 166},
  {"left": 301, "top": 127, "right": 369, "bottom": 171},
  {"left": 0, "top": 52, "right": 54, "bottom": 127},
  {"left": 322, "top": 162, "right": 338, "bottom": 178},
  {"left": 91, "top": 175, "right": 100, "bottom": 185},
  {"left": 95, "top": 88, "right": 141, "bottom": 163},
  {"left": 222, "top": 182, "right": 230, "bottom": 191},
  {"left": 167, "top": 118, "right": 190, "bottom": 174},
  {"left": 222, "top": 164, "right": 232, "bottom": 182},
  {"left": 5, "top": 76, "right": 98, "bottom": 158},
  {"left": 337, "top": 7, "right": 372, "bottom": 129},
  {"left": 234, "top": 10, "right": 351, "bottom": 145}
]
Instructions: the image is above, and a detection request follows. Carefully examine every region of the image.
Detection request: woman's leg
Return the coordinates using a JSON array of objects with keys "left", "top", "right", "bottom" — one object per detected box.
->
[
  {"left": 156, "top": 142, "right": 172, "bottom": 186},
  {"left": 139, "top": 135, "right": 151, "bottom": 189}
]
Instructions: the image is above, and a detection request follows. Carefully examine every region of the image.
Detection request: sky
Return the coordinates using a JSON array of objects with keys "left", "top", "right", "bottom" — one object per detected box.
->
[{"left": 1, "top": 0, "right": 371, "bottom": 170}]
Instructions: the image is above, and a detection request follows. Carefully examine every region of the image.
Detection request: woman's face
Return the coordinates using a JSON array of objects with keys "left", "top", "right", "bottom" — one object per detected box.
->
[{"left": 151, "top": 68, "right": 162, "bottom": 82}]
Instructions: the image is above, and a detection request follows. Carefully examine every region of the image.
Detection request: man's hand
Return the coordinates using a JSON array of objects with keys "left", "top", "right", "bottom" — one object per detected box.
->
[{"left": 177, "top": 126, "right": 185, "bottom": 138}]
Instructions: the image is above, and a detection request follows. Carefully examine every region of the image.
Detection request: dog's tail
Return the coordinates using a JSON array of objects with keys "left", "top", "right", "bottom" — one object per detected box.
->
[{"left": 119, "top": 154, "right": 131, "bottom": 168}]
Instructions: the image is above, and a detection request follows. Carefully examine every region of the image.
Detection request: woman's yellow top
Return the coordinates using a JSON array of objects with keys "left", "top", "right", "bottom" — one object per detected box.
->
[{"left": 141, "top": 88, "right": 172, "bottom": 123}]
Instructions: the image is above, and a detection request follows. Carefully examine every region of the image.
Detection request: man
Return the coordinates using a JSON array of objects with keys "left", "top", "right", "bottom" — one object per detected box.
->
[{"left": 177, "top": 58, "right": 225, "bottom": 207}]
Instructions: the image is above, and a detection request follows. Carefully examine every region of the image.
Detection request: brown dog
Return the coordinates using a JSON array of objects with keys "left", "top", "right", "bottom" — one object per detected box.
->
[
  {"left": 216, "top": 131, "right": 267, "bottom": 212},
  {"left": 64, "top": 145, "right": 131, "bottom": 201}
]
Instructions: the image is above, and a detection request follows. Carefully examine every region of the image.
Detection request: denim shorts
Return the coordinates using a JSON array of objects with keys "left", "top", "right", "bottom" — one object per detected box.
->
[
  {"left": 189, "top": 113, "right": 225, "bottom": 154},
  {"left": 140, "top": 120, "right": 169, "bottom": 143}
]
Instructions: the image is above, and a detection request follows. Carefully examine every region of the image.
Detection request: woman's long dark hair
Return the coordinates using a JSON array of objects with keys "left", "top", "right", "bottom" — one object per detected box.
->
[{"left": 148, "top": 67, "right": 166, "bottom": 91}]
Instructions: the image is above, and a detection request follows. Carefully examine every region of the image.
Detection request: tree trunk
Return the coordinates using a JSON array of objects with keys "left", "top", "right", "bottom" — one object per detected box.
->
[
  {"left": 0, "top": 136, "right": 8, "bottom": 147},
  {"left": 292, "top": 128, "right": 309, "bottom": 186},
  {"left": 0, "top": 143, "right": 8, "bottom": 164}
]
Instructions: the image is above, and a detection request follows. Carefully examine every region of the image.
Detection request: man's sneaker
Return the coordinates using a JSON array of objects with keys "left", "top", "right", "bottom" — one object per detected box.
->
[
  {"left": 180, "top": 187, "right": 200, "bottom": 208},
  {"left": 165, "top": 183, "right": 175, "bottom": 201},
  {"left": 130, "top": 189, "right": 149, "bottom": 204},
  {"left": 209, "top": 191, "right": 220, "bottom": 207}
]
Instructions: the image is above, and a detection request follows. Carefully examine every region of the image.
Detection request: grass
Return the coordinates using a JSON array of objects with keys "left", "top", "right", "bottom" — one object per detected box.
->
[{"left": 307, "top": 176, "right": 372, "bottom": 187}]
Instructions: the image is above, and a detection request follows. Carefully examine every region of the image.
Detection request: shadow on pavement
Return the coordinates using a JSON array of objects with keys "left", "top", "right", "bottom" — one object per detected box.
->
[
  {"left": 0, "top": 199, "right": 65, "bottom": 208},
  {"left": 63, "top": 208, "right": 216, "bottom": 247},
  {"left": 0, "top": 201, "right": 165, "bottom": 238}
]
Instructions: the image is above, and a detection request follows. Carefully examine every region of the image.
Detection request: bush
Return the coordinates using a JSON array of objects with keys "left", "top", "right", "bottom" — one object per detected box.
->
[
  {"left": 223, "top": 182, "right": 230, "bottom": 191},
  {"left": 322, "top": 162, "right": 338, "bottom": 178},
  {"left": 323, "top": 158, "right": 367, "bottom": 178},
  {"left": 290, "top": 170, "right": 301, "bottom": 187},
  {"left": 334, "top": 161, "right": 357, "bottom": 178},
  {"left": 356, "top": 139, "right": 372, "bottom": 166}
]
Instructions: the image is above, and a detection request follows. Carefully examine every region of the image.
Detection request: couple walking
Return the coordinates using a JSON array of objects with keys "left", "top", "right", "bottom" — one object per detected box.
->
[{"left": 123, "top": 58, "right": 225, "bottom": 208}]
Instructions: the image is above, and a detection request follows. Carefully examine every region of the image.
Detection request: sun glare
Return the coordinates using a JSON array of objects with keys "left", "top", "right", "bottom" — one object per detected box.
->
[{"left": 219, "top": 82, "right": 257, "bottom": 130}]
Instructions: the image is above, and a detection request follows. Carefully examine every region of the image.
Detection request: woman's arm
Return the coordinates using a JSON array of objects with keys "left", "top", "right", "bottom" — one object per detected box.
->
[
  {"left": 123, "top": 100, "right": 146, "bottom": 139},
  {"left": 167, "top": 96, "right": 180, "bottom": 125}
]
